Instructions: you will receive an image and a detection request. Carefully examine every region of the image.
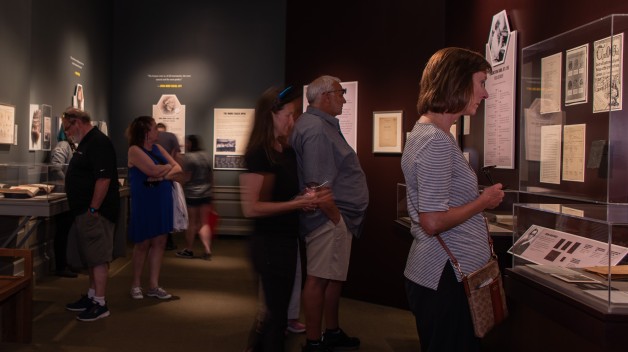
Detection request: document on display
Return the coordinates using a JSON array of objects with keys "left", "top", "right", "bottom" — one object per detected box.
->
[
  {"left": 539, "top": 125, "right": 562, "bottom": 184},
  {"left": 540, "top": 52, "right": 562, "bottom": 114},
  {"left": 509, "top": 225, "right": 628, "bottom": 267},
  {"left": 593, "top": 33, "right": 624, "bottom": 113}
]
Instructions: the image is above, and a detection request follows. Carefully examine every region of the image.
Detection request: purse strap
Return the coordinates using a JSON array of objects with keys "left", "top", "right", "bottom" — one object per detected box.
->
[{"left": 435, "top": 216, "right": 495, "bottom": 278}]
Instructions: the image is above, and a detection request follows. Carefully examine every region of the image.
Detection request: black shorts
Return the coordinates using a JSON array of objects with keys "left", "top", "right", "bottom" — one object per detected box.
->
[{"left": 185, "top": 197, "right": 212, "bottom": 206}]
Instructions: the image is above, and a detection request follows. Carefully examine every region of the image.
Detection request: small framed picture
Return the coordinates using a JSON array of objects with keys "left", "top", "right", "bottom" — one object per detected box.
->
[
  {"left": 373, "top": 110, "right": 403, "bottom": 153},
  {"left": 0, "top": 103, "right": 16, "bottom": 145}
]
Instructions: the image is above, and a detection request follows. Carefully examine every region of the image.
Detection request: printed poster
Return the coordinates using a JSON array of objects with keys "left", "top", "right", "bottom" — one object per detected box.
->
[
  {"left": 565, "top": 44, "right": 588, "bottom": 105},
  {"left": 593, "top": 33, "right": 624, "bottom": 113},
  {"left": 213, "top": 108, "right": 254, "bottom": 170},
  {"left": 153, "top": 94, "right": 186, "bottom": 151}
]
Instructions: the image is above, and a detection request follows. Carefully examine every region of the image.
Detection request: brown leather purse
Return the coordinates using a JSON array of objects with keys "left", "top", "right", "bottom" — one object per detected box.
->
[{"left": 436, "top": 218, "right": 508, "bottom": 338}]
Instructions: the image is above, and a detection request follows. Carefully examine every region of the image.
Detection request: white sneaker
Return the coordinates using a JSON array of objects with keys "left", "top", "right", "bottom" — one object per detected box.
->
[
  {"left": 130, "top": 287, "right": 143, "bottom": 299},
  {"left": 146, "top": 287, "right": 172, "bottom": 300}
]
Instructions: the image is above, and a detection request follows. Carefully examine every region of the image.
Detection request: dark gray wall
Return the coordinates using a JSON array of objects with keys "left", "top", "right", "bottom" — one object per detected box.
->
[
  {"left": 0, "top": 0, "right": 112, "bottom": 164},
  {"left": 0, "top": 0, "right": 286, "bottom": 186},
  {"left": 111, "top": 0, "right": 287, "bottom": 186},
  {"left": 0, "top": 1, "right": 32, "bottom": 161}
]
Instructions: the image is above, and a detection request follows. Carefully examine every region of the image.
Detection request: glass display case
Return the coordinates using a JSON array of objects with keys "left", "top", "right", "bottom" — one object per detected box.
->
[
  {"left": 0, "top": 164, "right": 129, "bottom": 217},
  {"left": 396, "top": 183, "right": 409, "bottom": 226},
  {"left": 117, "top": 167, "right": 128, "bottom": 187},
  {"left": 511, "top": 202, "right": 628, "bottom": 313},
  {"left": 519, "top": 14, "right": 628, "bottom": 204},
  {"left": 0, "top": 163, "right": 65, "bottom": 200}
]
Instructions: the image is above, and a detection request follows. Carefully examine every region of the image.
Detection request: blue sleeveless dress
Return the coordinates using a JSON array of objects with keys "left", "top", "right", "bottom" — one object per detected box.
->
[{"left": 128, "top": 145, "right": 174, "bottom": 243}]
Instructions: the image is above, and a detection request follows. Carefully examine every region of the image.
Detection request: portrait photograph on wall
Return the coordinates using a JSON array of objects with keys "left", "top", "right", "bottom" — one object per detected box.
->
[{"left": 153, "top": 94, "right": 186, "bottom": 149}]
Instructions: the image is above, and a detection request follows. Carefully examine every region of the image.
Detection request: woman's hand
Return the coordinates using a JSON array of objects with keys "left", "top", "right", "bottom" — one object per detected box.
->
[
  {"left": 293, "top": 193, "right": 317, "bottom": 212},
  {"left": 481, "top": 183, "right": 505, "bottom": 210},
  {"left": 293, "top": 187, "right": 336, "bottom": 213}
]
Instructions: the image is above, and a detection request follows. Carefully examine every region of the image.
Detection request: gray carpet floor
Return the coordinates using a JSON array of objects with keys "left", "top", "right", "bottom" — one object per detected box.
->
[{"left": 1, "top": 236, "right": 420, "bottom": 352}]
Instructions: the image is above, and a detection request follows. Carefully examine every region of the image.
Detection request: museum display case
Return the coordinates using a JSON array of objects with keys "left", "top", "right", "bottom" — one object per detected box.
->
[
  {"left": 518, "top": 14, "right": 628, "bottom": 204},
  {"left": 0, "top": 163, "right": 64, "bottom": 200},
  {"left": 512, "top": 202, "right": 628, "bottom": 312},
  {"left": 507, "top": 15, "right": 628, "bottom": 350},
  {"left": 513, "top": 13, "right": 628, "bottom": 305},
  {"left": 505, "top": 203, "right": 628, "bottom": 350},
  {"left": 0, "top": 163, "right": 129, "bottom": 217},
  {"left": 396, "top": 183, "right": 409, "bottom": 226}
]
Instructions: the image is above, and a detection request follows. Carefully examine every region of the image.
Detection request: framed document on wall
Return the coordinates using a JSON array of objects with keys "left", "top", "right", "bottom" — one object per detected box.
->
[
  {"left": 373, "top": 110, "right": 403, "bottom": 154},
  {"left": 213, "top": 108, "right": 255, "bottom": 170},
  {"left": 0, "top": 103, "right": 15, "bottom": 145}
]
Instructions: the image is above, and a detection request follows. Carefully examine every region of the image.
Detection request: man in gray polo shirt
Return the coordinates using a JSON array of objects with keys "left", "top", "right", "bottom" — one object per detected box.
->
[
  {"left": 291, "top": 75, "right": 369, "bottom": 352},
  {"left": 156, "top": 123, "right": 181, "bottom": 250}
]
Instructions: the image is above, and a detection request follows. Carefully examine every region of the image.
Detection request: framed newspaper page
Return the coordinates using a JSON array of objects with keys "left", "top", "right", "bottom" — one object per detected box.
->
[{"left": 372, "top": 110, "right": 403, "bottom": 154}]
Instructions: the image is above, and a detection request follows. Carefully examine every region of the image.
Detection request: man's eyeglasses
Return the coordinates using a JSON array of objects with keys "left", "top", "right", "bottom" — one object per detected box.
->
[
  {"left": 325, "top": 88, "right": 347, "bottom": 96},
  {"left": 63, "top": 119, "right": 77, "bottom": 132}
]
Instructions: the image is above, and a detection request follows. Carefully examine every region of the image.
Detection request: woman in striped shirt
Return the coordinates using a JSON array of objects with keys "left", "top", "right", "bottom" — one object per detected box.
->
[{"left": 401, "top": 47, "right": 505, "bottom": 352}]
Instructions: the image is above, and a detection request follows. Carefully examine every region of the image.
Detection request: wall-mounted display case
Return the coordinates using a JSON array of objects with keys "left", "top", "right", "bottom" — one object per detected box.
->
[{"left": 519, "top": 14, "right": 628, "bottom": 204}]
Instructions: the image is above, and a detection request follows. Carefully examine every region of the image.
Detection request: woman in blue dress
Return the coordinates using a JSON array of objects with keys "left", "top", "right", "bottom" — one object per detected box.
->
[{"left": 127, "top": 116, "right": 182, "bottom": 300}]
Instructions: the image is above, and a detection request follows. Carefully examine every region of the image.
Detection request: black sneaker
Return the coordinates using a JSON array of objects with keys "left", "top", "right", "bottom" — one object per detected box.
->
[
  {"left": 322, "top": 328, "right": 360, "bottom": 351},
  {"left": 65, "top": 295, "right": 94, "bottom": 312},
  {"left": 76, "top": 301, "right": 110, "bottom": 322},
  {"left": 176, "top": 249, "right": 194, "bottom": 258},
  {"left": 302, "top": 341, "right": 333, "bottom": 352}
]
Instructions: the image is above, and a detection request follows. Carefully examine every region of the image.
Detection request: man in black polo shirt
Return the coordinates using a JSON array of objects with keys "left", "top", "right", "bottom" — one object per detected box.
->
[{"left": 62, "top": 107, "right": 120, "bottom": 322}]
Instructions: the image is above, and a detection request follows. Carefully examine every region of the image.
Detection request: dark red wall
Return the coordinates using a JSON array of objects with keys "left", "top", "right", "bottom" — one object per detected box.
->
[
  {"left": 285, "top": 1, "right": 628, "bottom": 309},
  {"left": 286, "top": 1, "right": 446, "bottom": 308}
]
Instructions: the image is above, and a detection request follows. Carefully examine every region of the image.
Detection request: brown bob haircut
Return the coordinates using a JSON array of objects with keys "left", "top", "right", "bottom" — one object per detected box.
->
[{"left": 417, "top": 47, "right": 491, "bottom": 116}]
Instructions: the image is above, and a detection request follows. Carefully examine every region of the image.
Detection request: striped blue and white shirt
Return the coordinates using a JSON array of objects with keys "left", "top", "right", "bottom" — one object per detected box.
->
[{"left": 400, "top": 122, "right": 490, "bottom": 290}]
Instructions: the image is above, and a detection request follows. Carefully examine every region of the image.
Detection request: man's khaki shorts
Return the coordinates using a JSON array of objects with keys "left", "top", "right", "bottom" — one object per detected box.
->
[
  {"left": 67, "top": 212, "right": 115, "bottom": 268},
  {"left": 305, "top": 217, "right": 352, "bottom": 281}
]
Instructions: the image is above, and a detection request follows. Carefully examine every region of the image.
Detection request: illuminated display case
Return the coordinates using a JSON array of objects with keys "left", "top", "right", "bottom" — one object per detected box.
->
[
  {"left": 508, "top": 15, "right": 628, "bottom": 350},
  {"left": 0, "top": 163, "right": 64, "bottom": 200},
  {"left": 518, "top": 14, "right": 628, "bottom": 204},
  {"left": 512, "top": 202, "right": 628, "bottom": 313},
  {"left": 0, "top": 164, "right": 129, "bottom": 217}
]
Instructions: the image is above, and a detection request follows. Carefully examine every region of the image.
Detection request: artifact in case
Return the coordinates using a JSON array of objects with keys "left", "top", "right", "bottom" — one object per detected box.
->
[{"left": 511, "top": 203, "right": 628, "bottom": 313}]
